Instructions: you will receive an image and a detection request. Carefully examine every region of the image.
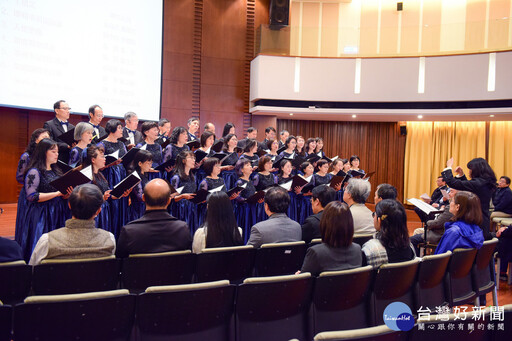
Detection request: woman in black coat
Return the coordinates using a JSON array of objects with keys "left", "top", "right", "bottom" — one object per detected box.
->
[{"left": 442, "top": 157, "right": 497, "bottom": 240}]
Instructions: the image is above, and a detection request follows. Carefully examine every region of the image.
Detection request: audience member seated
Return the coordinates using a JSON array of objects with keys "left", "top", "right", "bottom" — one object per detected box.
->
[
  {"left": 301, "top": 185, "right": 337, "bottom": 244},
  {"left": 247, "top": 187, "right": 301, "bottom": 248},
  {"left": 491, "top": 176, "right": 512, "bottom": 220},
  {"left": 299, "top": 201, "right": 362, "bottom": 276},
  {"left": 343, "top": 178, "right": 375, "bottom": 235},
  {"left": 116, "top": 179, "right": 191, "bottom": 258},
  {"left": 415, "top": 176, "right": 449, "bottom": 223},
  {"left": 362, "top": 199, "right": 416, "bottom": 268},
  {"left": 192, "top": 192, "right": 243, "bottom": 253},
  {"left": 435, "top": 191, "right": 484, "bottom": 254},
  {"left": 374, "top": 183, "right": 398, "bottom": 204},
  {"left": 29, "top": 184, "right": 115, "bottom": 265},
  {"left": 0, "top": 236, "right": 23, "bottom": 262},
  {"left": 410, "top": 189, "right": 456, "bottom": 254},
  {"left": 496, "top": 222, "right": 512, "bottom": 280}
]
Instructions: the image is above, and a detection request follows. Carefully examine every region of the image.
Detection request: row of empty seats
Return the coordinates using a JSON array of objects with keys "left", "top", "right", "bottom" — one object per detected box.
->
[{"left": 0, "top": 239, "right": 500, "bottom": 340}]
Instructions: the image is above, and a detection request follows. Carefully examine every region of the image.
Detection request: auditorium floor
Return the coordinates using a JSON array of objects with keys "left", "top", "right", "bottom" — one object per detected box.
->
[{"left": 1, "top": 202, "right": 511, "bottom": 306}]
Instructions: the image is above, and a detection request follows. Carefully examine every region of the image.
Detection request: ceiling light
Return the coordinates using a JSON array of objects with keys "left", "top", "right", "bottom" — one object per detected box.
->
[
  {"left": 352, "top": 115, "right": 356, "bottom": 118},
  {"left": 289, "top": 113, "right": 293, "bottom": 116},
  {"left": 418, "top": 115, "right": 423, "bottom": 119},
  {"left": 490, "top": 115, "right": 495, "bottom": 117}
]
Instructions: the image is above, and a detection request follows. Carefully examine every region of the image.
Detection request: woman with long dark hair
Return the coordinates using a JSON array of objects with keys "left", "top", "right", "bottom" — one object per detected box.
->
[
  {"left": 279, "top": 135, "right": 297, "bottom": 159},
  {"left": 297, "top": 161, "right": 315, "bottom": 224},
  {"left": 128, "top": 149, "right": 153, "bottom": 221},
  {"left": 443, "top": 157, "right": 496, "bottom": 239},
  {"left": 300, "top": 201, "right": 362, "bottom": 276},
  {"left": 169, "top": 150, "right": 198, "bottom": 233},
  {"left": 16, "top": 128, "right": 50, "bottom": 183},
  {"left": 305, "top": 138, "right": 317, "bottom": 156},
  {"left": 435, "top": 191, "right": 484, "bottom": 254},
  {"left": 239, "top": 139, "right": 259, "bottom": 167},
  {"left": 163, "top": 126, "right": 191, "bottom": 178},
  {"left": 362, "top": 199, "right": 415, "bottom": 268},
  {"left": 233, "top": 159, "right": 260, "bottom": 242},
  {"left": 220, "top": 133, "right": 239, "bottom": 190},
  {"left": 194, "top": 131, "right": 216, "bottom": 187},
  {"left": 221, "top": 122, "right": 236, "bottom": 139},
  {"left": 16, "top": 139, "right": 72, "bottom": 261},
  {"left": 136, "top": 121, "right": 164, "bottom": 180},
  {"left": 192, "top": 191, "right": 243, "bottom": 253},
  {"left": 314, "top": 137, "right": 325, "bottom": 157}
]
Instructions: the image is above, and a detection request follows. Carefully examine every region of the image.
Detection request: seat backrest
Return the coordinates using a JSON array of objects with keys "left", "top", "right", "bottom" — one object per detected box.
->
[
  {"left": 372, "top": 258, "right": 420, "bottom": 325},
  {"left": 353, "top": 234, "right": 374, "bottom": 247},
  {"left": 236, "top": 273, "right": 313, "bottom": 341},
  {"left": 312, "top": 266, "right": 374, "bottom": 333},
  {"left": 137, "top": 280, "right": 236, "bottom": 341},
  {"left": 13, "top": 289, "right": 135, "bottom": 341},
  {"left": 0, "top": 261, "right": 32, "bottom": 305},
  {"left": 445, "top": 248, "right": 478, "bottom": 306},
  {"left": 254, "top": 241, "right": 306, "bottom": 276},
  {"left": 32, "top": 257, "right": 120, "bottom": 295},
  {"left": 121, "top": 250, "right": 195, "bottom": 292},
  {"left": 415, "top": 251, "right": 451, "bottom": 310},
  {"left": 195, "top": 245, "right": 255, "bottom": 283},
  {"left": 314, "top": 324, "right": 407, "bottom": 341},
  {"left": 472, "top": 238, "right": 498, "bottom": 295},
  {"left": 0, "top": 304, "right": 12, "bottom": 341}
]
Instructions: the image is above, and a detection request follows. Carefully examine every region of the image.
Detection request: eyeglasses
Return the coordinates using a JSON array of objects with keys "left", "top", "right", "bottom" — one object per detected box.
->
[
  {"left": 59, "top": 107, "right": 71, "bottom": 111},
  {"left": 372, "top": 211, "right": 376, "bottom": 218}
]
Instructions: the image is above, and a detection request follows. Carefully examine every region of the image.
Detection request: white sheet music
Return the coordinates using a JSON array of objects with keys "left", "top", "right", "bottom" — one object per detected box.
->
[
  {"left": 108, "top": 149, "right": 120, "bottom": 159},
  {"left": 80, "top": 165, "right": 93, "bottom": 180},
  {"left": 279, "top": 180, "right": 293, "bottom": 191},
  {"left": 209, "top": 185, "right": 224, "bottom": 193},
  {"left": 407, "top": 198, "right": 438, "bottom": 214},
  {"left": 175, "top": 186, "right": 185, "bottom": 194}
]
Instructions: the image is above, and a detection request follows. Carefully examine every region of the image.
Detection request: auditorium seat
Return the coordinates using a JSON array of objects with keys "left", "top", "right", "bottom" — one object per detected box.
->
[
  {"left": 472, "top": 238, "right": 499, "bottom": 306},
  {"left": 235, "top": 273, "right": 313, "bottom": 341},
  {"left": 13, "top": 289, "right": 135, "bottom": 341},
  {"left": 444, "top": 248, "right": 478, "bottom": 307},
  {"left": 32, "top": 256, "right": 120, "bottom": 295},
  {"left": 496, "top": 254, "right": 512, "bottom": 286},
  {"left": 253, "top": 241, "right": 306, "bottom": 276},
  {"left": 195, "top": 245, "right": 255, "bottom": 283},
  {"left": 0, "top": 303, "right": 11, "bottom": 341},
  {"left": 137, "top": 280, "right": 235, "bottom": 341},
  {"left": 311, "top": 266, "right": 374, "bottom": 335},
  {"left": 309, "top": 238, "right": 322, "bottom": 248},
  {"left": 414, "top": 251, "right": 451, "bottom": 311},
  {"left": 0, "top": 260, "right": 32, "bottom": 304},
  {"left": 314, "top": 325, "right": 407, "bottom": 341},
  {"left": 121, "top": 250, "right": 195, "bottom": 292},
  {"left": 371, "top": 258, "right": 420, "bottom": 325}
]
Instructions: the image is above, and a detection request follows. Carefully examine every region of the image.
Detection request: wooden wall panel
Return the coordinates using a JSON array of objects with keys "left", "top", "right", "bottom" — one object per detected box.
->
[
  {"left": 252, "top": 115, "right": 277, "bottom": 142},
  {"left": 465, "top": 0, "right": 487, "bottom": 51},
  {"left": 277, "top": 119, "right": 407, "bottom": 204}
]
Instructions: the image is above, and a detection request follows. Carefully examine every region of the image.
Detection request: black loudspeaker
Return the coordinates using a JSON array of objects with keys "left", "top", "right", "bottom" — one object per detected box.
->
[
  {"left": 397, "top": 2, "right": 403, "bottom": 11},
  {"left": 400, "top": 125, "right": 407, "bottom": 136},
  {"left": 269, "top": 0, "right": 290, "bottom": 27}
]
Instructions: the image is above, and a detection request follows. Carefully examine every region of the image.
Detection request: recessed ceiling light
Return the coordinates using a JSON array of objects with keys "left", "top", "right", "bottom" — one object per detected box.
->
[
  {"left": 490, "top": 115, "right": 495, "bottom": 117},
  {"left": 352, "top": 115, "right": 356, "bottom": 118},
  {"left": 418, "top": 115, "right": 423, "bottom": 119},
  {"left": 289, "top": 113, "right": 293, "bottom": 116}
]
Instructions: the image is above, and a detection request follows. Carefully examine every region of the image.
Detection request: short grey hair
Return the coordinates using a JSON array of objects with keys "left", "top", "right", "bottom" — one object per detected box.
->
[
  {"left": 346, "top": 178, "right": 371, "bottom": 204},
  {"left": 74, "top": 122, "right": 94, "bottom": 141},
  {"left": 124, "top": 111, "right": 137, "bottom": 122}
]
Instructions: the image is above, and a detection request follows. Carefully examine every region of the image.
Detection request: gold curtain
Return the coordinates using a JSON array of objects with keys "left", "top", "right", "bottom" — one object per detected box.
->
[
  {"left": 404, "top": 122, "right": 433, "bottom": 202},
  {"left": 489, "top": 121, "right": 512, "bottom": 178},
  {"left": 404, "top": 121, "right": 486, "bottom": 203}
]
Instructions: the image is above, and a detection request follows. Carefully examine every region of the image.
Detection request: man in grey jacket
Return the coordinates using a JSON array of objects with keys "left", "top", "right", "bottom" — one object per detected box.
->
[{"left": 247, "top": 187, "right": 301, "bottom": 248}]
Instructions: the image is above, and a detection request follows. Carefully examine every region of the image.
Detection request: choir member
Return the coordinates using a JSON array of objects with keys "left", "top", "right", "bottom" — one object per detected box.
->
[
  {"left": 221, "top": 122, "right": 236, "bottom": 139},
  {"left": 221, "top": 133, "right": 239, "bottom": 190},
  {"left": 186, "top": 117, "right": 200, "bottom": 142},
  {"left": 277, "top": 159, "right": 300, "bottom": 221},
  {"left": 233, "top": 159, "right": 259, "bottom": 242},
  {"left": 296, "top": 136, "right": 306, "bottom": 156},
  {"left": 43, "top": 100, "right": 75, "bottom": 163},
  {"left": 195, "top": 131, "right": 216, "bottom": 187},
  {"left": 239, "top": 139, "right": 259, "bottom": 167},
  {"left": 137, "top": 121, "right": 164, "bottom": 180},
  {"left": 297, "top": 161, "right": 315, "bottom": 224},
  {"left": 314, "top": 159, "right": 332, "bottom": 186},
  {"left": 128, "top": 150, "right": 154, "bottom": 221},
  {"left": 204, "top": 122, "right": 216, "bottom": 135},
  {"left": 69, "top": 122, "right": 94, "bottom": 167},
  {"left": 163, "top": 126, "right": 191, "bottom": 180},
  {"left": 16, "top": 128, "right": 50, "bottom": 184},
  {"left": 305, "top": 138, "right": 317, "bottom": 156},
  {"left": 314, "top": 137, "right": 325, "bottom": 157},
  {"left": 279, "top": 136, "right": 297, "bottom": 159},
  {"left": 265, "top": 139, "right": 280, "bottom": 160},
  {"left": 156, "top": 118, "right": 171, "bottom": 145},
  {"left": 169, "top": 151, "right": 198, "bottom": 233},
  {"left": 253, "top": 156, "right": 278, "bottom": 222},
  {"left": 238, "top": 127, "right": 257, "bottom": 150},
  {"left": 88, "top": 104, "right": 106, "bottom": 144},
  {"left": 97, "top": 119, "right": 130, "bottom": 233},
  {"left": 122, "top": 112, "right": 144, "bottom": 148},
  {"left": 278, "top": 129, "right": 289, "bottom": 148},
  {"left": 350, "top": 155, "right": 365, "bottom": 174},
  {"left": 16, "top": 139, "right": 71, "bottom": 261}
]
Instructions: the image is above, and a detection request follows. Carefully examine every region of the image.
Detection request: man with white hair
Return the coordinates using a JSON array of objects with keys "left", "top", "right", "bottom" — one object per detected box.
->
[{"left": 343, "top": 178, "right": 375, "bottom": 235}]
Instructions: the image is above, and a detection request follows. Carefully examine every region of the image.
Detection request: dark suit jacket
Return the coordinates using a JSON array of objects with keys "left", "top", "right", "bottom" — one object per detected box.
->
[
  {"left": 430, "top": 185, "right": 448, "bottom": 206},
  {"left": 0, "top": 237, "right": 23, "bottom": 262},
  {"left": 122, "top": 127, "right": 144, "bottom": 147},
  {"left": 301, "top": 211, "right": 323, "bottom": 244},
  {"left": 116, "top": 209, "right": 191, "bottom": 258},
  {"left": 89, "top": 123, "right": 107, "bottom": 144},
  {"left": 43, "top": 117, "right": 76, "bottom": 163},
  {"left": 442, "top": 169, "right": 495, "bottom": 239}
]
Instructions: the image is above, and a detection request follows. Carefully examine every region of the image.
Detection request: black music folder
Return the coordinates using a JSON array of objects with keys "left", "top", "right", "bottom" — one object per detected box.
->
[
  {"left": 57, "top": 128, "right": 76, "bottom": 147},
  {"left": 110, "top": 171, "right": 141, "bottom": 198},
  {"left": 50, "top": 166, "right": 93, "bottom": 194}
]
